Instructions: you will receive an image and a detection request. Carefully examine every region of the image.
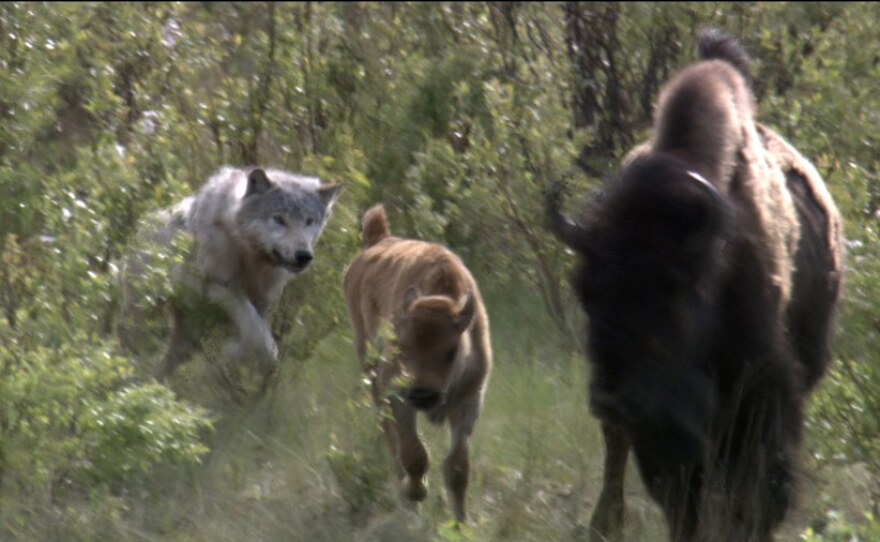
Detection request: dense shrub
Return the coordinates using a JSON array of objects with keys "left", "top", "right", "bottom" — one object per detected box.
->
[{"left": 1, "top": 2, "right": 879, "bottom": 539}]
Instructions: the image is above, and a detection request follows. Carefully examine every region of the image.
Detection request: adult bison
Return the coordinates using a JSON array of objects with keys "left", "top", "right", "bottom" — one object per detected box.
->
[{"left": 547, "top": 29, "right": 844, "bottom": 542}]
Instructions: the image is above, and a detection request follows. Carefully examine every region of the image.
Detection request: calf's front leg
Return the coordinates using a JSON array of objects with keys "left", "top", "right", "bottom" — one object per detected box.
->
[
  {"left": 389, "top": 394, "right": 430, "bottom": 503},
  {"left": 445, "top": 399, "right": 480, "bottom": 524}
]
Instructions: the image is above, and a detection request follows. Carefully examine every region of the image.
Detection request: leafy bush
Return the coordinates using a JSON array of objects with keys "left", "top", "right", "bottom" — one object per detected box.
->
[
  {"left": 800, "top": 512, "right": 880, "bottom": 542},
  {"left": 2, "top": 2, "right": 880, "bottom": 540},
  {"left": 0, "top": 330, "right": 211, "bottom": 492}
]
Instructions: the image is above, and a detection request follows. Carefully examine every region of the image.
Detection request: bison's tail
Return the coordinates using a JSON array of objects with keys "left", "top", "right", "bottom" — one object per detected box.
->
[
  {"left": 698, "top": 28, "right": 751, "bottom": 82},
  {"left": 361, "top": 204, "right": 391, "bottom": 247}
]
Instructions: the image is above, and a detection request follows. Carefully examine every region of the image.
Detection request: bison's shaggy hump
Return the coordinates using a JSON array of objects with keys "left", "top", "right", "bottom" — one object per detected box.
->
[{"left": 547, "top": 28, "right": 844, "bottom": 542}]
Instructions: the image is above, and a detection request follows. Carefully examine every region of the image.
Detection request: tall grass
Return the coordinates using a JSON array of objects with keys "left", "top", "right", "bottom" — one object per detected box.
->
[
  {"left": 112, "top": 281, "right": 668, "bottom": 541},
  {"left": 15, "top": 280, "right": 872, "bottom": 541}
]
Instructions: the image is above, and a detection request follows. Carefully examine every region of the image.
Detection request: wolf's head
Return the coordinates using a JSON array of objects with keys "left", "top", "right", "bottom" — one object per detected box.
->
[{"left": 235, "top": 168, "right": 342, "bottom": 273}]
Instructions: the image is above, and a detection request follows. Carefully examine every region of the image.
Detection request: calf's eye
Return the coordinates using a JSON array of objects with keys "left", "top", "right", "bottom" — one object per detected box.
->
[
  {"left": 272, "top": 215, "right": 286, "bottom": 226},
  {"left": 306, "top": 217, "right": 315, "bottom": 226}
]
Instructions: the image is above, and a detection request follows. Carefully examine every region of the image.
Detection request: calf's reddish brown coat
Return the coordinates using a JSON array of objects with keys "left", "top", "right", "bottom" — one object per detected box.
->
[{"left": 343, "top": 204, "right": 492, "bottom": 523}]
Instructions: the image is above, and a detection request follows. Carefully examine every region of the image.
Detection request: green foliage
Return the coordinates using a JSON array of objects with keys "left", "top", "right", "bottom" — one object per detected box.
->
[
  {"left": 325, "top": 431, "right": 395, "bottom": 515},
  {"left": 0, "top": 332, "right": 210, "bottom": 491},
  {"left": 800, "top": 512, "right": 880, "bottom": 542},
  {"left": 79, "top": 384, "right": 212, "bottom": 485},
  {"left": 1, "top": 2, "right": 880, "bottom": 540},
  {"left": 325, "top": 321, "right": 399, "bottom": 515}
]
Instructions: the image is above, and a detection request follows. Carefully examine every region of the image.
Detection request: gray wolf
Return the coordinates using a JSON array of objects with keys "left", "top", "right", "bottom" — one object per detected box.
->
[
  {"left": 342, "top": 204, "right": 492, "bottom": 524},
  {"left": 547, "top": 29, "right": 844, "bottom": 542},
  {"left": 123, "top": 166, "right": 341, "bottom": 393}
]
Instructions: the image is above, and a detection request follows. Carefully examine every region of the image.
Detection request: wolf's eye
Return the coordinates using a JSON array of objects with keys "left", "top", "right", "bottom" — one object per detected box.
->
[
  {"left": 305, "top": 217, "right": 315, "bottom": 226},
  {"left": 272, "top": 215, "right": 286, "bottom": 226}
]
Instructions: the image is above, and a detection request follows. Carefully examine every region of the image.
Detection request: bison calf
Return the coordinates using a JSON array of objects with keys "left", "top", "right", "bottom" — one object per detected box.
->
[{"left": 343, "top": 204, "right": 492, "bottom": 524}]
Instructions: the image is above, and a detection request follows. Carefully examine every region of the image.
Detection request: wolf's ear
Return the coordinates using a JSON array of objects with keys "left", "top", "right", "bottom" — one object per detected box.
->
[
  {"left": 245, "top": 168, "right": 273, "bottom": 197},
  {"left": 317, "top": 183, "right": 343, "bottom": 210}
]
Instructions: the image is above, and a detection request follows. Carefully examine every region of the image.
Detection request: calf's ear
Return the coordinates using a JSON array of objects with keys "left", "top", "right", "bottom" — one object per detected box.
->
[{"left": 452, "top": 292, "right": 476, "bottom": 333}]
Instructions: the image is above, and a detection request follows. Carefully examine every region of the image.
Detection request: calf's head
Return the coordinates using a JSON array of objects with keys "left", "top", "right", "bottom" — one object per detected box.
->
[
  {"left": 393, "top": 287, "right": 476, "bottom": 411},
  {"left": 548, "top": 154, "right": 732, "bottom": 467}
]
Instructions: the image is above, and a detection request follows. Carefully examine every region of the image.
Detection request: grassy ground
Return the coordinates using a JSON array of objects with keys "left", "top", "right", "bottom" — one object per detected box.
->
[
  {"left": 12, "top": 281, "right": 874, "bottom": 541},
  {"left": 122, "top": 282, "right": 671, "bottom": 542}
]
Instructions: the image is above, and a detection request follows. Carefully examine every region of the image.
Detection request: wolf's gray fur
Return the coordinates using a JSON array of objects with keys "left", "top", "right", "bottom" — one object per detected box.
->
[{"left": 124, "top": 166, "right": 341, "bottom": 388}]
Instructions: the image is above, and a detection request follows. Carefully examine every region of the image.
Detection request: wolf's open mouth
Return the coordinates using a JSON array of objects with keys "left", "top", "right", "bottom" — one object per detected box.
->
[
  {"left": 281, "top": 261, "right": 305, "bottom": 273},
  {"left": 271, "top": 250, "right": 306, "bottom": 273}
]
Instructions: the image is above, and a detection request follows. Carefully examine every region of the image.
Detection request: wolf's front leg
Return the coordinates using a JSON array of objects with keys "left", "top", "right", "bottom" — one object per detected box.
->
[{"left": 205, "top": 282, "right": 278, "bottom": 370}]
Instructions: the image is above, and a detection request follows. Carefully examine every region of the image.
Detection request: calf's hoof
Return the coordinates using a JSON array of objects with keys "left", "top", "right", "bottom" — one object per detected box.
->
[{"left": 404, "top": 476, "right": 428, "bottom": 502}]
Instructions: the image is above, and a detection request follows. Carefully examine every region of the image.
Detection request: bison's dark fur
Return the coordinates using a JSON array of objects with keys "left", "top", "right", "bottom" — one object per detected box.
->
[{"left": 547, "top": 29, "right": 844, "bottom": 542}]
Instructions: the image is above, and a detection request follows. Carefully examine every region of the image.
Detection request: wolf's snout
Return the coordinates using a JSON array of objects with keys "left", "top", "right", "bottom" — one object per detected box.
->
[
  {"left": 272, "top": 249, "right": 313, "bottom": 272},
  {"left": 407, "top": 387, "right": 441, "bottom": 410},
  {"left": 294, "top": 250, "right": 313, "bottom": 267}
]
